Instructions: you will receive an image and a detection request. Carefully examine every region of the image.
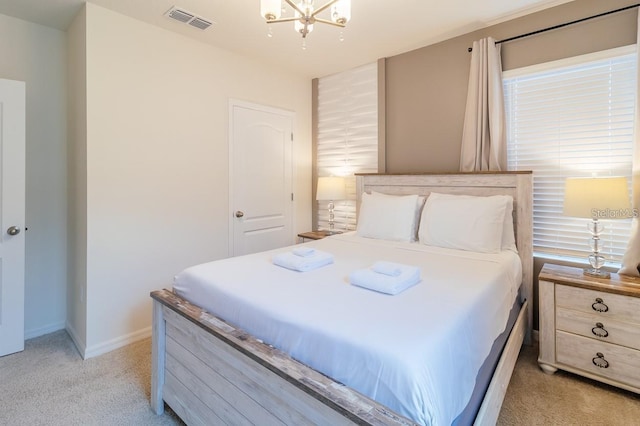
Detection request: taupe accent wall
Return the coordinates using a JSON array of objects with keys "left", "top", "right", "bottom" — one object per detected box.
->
[
  {"left": 385, "top": 0, "right": 638, "bottom": 173},
  {"left": 383, "top": 0, "right": 639, "bottom": 331}
]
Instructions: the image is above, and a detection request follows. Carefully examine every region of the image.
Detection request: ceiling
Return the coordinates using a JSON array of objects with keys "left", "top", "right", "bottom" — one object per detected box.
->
[{"left": 0, "top": 0, "right": 574, "bottom": 78}]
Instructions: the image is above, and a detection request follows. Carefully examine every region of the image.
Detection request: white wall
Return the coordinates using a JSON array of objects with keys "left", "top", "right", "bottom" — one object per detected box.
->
[
  {"left": 78, "top": 4, "right": 312, "bottom": 357},
  {"left": 0, "top": 14, "right": 67, "bottom": 339}
]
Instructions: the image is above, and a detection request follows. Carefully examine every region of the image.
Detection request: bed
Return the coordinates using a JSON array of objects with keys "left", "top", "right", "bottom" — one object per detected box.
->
[{"left": 150, "top": 172, "right": 533, "bottom": 425}]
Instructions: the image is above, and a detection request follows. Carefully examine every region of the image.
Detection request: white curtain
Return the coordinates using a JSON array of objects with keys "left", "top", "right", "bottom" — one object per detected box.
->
[
  {"left": 460, "top": 37, "right": 507, "bottom": 172},
  {"left": 619, "top": 12, "right": 640, "bottom": 276}
]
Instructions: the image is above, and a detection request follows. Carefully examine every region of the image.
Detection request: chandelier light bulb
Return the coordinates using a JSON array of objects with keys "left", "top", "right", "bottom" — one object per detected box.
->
[
  {"left": 331, "top": 0, "right": 351, "bottom": 25},
  {"left": 294, "top": 1, "right": 315, "bottom": 37},
  {"left": 260, "top": 0, "right": 281, "bottom": 21}
]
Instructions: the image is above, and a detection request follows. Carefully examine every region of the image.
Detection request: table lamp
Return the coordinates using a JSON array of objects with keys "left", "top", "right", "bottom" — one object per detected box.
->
[
  {"left": 563, "top": 176, "right": 631, "bottom": 278},
  {"left": 316, "top": 176, "right": 346, "bottom": 234}
]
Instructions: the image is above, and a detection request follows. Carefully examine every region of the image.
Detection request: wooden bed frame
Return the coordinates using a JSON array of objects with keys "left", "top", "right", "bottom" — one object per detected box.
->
[{"left": 150, "top": 172, "right": 533, "bottom": 425}]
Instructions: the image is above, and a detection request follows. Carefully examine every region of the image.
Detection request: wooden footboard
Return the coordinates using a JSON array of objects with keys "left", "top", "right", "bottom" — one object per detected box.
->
[
  {"left": 151, "top": 290, "right": 527, "bottom": 426},
  {"left": 151, "top": 289, "right": 418, "bottom": 426}
]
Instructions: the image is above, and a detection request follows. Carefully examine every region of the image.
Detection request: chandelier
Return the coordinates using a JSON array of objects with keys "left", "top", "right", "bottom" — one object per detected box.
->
[{"left": 260, "top": 0, "right": 351, "bottom": 39}]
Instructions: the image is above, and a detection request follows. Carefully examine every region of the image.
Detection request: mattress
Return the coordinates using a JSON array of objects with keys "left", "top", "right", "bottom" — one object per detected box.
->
[
  {"left": 452, "top": 295, "right": 521, "bottom": 425},
  {"left": 173, "top": 232, "right": 522, "bottom": 425}
]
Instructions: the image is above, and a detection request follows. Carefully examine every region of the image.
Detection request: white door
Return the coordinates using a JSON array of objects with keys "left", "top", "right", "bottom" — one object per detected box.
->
[
  {"left": 230, "top": 101, "right": 294, "bottom": 256},
  {"left": 0, "top": 79, "right": 26, "bottom": 357}
]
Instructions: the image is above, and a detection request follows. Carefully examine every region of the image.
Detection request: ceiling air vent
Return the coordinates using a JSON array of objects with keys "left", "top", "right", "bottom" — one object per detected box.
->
[
  {"left": 164, "top": 6, "right": 214, "bottom": 31},
  {"left": 166, "top": 7, "right": 193, "bottom": 23},
  {"left": 189, "top": 17, "right": 213, "bottom": 30}
]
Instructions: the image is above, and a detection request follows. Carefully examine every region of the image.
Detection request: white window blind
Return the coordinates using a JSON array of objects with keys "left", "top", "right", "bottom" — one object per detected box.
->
[
  {"left": 503, "top": 46, "right": 636, "bottom": 264},
  {"left": 316, "top": 62, "right": 378, "bottom": 231}
]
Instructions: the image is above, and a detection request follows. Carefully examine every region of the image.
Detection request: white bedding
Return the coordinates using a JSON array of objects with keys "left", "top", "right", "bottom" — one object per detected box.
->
[{"left": 173, "top": 232, "right": 522, "bottom": 426}]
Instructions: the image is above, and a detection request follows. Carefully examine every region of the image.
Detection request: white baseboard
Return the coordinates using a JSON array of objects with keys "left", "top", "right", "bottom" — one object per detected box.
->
[
  {"left": 25, "top": 321, "right": 66, "bottom": 340},
  {"left": 83, "top": 326, "right": 152, "bottom": 359},
  {"left": 65, "top": 321, "right": 87, "bottom": 357},
  {"left": 64, "top": 323, "right": 151, "bottom": 360}
]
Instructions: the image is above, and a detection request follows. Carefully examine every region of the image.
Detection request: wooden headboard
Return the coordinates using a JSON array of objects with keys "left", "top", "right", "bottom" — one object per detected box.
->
[{"left": 355, "top": 172, "right": 534, "bottom": 344}]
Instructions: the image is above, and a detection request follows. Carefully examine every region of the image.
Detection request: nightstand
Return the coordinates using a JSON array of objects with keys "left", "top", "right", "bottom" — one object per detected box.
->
[
  {"left": 538, "top": 263, "right": 640, "bottom": 394},
  {"left": 297, "top": 230, "right": 338, "bottom": 242}
]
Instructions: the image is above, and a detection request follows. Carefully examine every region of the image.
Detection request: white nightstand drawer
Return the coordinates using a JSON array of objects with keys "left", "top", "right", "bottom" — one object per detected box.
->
[
  {"left": 556, "top": 331, "right": 640, "bottom": 389},
  {"left": 556, "top": 307, "right": 640, "bottom": 351},
  {"left": 556, "top": 284, "right": 640, "bottom": 324}
]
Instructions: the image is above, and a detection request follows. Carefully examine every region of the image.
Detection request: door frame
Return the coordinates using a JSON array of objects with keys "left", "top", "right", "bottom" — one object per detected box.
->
[{"left": 228, "top": 99, "right": 296, "bottom": 257}]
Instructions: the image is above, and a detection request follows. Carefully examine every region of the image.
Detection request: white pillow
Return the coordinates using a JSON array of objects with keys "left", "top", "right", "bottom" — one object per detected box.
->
[
  {"left": 418, "top": 192, "right": 510, "bottom": 253},
  {"left": 357, "top": 192, "right": 420, "bottom": 242},
  {"left": 371, "top": 191, "right": 426, "bottom": 241}
]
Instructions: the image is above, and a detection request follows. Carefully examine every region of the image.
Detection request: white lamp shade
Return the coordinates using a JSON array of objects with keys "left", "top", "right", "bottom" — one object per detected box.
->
[
  {"left": 316, "top": 176, "right": 346, "bottom": 201},
  {"left": 331, "top": 0, "right": 351, "bottom": 24},
  {"left": 563, "top": 177, "right": 631, "bottom": 219},
  {"left": 261, "top": 0, "right": 281, "bottom": 20}
]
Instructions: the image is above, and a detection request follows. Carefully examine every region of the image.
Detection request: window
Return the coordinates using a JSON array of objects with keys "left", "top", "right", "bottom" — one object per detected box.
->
[
  {"left": 503, "top": 46, "right": 636, "bottom": 264},
  {"left": 316, "top": 62, "right": 378, "bottom": 231}
]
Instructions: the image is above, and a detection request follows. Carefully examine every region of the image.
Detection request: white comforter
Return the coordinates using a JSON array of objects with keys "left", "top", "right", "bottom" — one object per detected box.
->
[{"left": 173, "top": 233, "right": 522, "bottom": 425}]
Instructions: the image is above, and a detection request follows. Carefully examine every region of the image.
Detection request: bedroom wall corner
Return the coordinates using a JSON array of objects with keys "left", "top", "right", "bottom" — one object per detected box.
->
[
  {"left": 0, "top": 13, "right": 68, "bottom": 340},
  {"left": 377, "top": 58, "right": 386, "bottom": 173},
  {"left": 81, "top": 3, "right": 311, "bottom": 355},
  {"left": 66, "top": 4, "right": 88, "bottom": 353},
  {"left": 311, "top": 78, "right": 319, "bottom": 231}
]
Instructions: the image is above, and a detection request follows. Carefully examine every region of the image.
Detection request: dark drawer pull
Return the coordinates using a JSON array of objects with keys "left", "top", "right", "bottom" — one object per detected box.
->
[
  {"left": 592, "top": 352, "right": 609, "bottom": 369},
  {"left": 592, "top": 298, "right": 609, "bottom": 313},
  {"left": 591, "top": 322, "right": 609, "bottom": 338}
]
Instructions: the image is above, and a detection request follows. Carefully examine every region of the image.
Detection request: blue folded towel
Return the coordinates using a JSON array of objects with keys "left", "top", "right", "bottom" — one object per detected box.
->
[
  {"left": 349, "top": 262, "right": 421, "bottom": 295},
  {"left": 273, "top": 250, "right": 334, "bottom": 272}
]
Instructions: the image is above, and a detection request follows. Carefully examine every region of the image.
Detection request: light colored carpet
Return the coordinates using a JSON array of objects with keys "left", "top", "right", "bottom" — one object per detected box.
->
[
  {"left": 1, "top": 330, "right": 639, "bottom": 425},
  {"left": 0, "top": 330, "right": 182, "bottom": 426},
  {"left": 498, "top": 343, "right": 640, "bottom": 425}
]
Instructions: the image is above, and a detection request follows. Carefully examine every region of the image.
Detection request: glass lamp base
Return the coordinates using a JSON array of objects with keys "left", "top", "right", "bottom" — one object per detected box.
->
[
  {"left": 585, "top": 220, "right": 609, "bottom": 278},
  {"left": 583, "top": 268, "right": 611, "bottom": 279}
]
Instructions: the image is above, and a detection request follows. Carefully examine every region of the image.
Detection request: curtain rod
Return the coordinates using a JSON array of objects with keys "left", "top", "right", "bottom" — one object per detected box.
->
[{"left": 467, "top": 3, "right": 640, "bottom": 52}]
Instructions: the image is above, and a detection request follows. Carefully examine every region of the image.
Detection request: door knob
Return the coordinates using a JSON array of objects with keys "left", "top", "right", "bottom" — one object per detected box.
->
[
  {"left": 7, "top": 226, "right": 21, "bottom": 236},
  {"left": 235, "top": 211, "right": 244, "bottom": 218}
]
